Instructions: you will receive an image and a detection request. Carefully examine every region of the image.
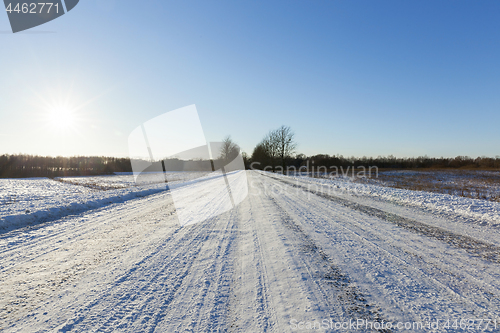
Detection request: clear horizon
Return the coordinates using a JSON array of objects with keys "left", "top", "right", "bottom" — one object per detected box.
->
[{"left": 1, "top": 0, "right": 499, "bottom": 159}]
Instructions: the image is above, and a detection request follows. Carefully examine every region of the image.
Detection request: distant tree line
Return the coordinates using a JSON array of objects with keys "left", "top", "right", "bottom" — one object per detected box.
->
[
  {"left": 302, "top": 154, "right": 500, "bottom": 169},
  {"left": 249, "top": 153, "right": 500, "bottom": 171},
  {"left": 2, "top": 136, "right": 499, "bottom": 179},
  {"left": 0, "top": 154, "right": 133, "bottom": 178},
  {"left": 0, "top": 137, "right": 247, "bottom": 178},
  {"left": 248, "top": 126, "right": 500, "bottom": 171}
]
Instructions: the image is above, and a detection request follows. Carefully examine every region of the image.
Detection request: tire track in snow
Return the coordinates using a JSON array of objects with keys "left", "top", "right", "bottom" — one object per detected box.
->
[
  {"left": 71, "top": 215, "right": 235, "bottom": 332},
  {"left": 0, "top": 194, "right": 177, "bottom": 328},
  {"left": 263, "top": 172, "right": 500, "bottom": 328},
  {"left": 266, "top": 195, "right": 390, "bottom": 330},
  {"left": 16, "top": 172, "right": 248, "bottom": 332},
  {"left": 17, "top": 217, "right": 215, "bottom": 332},
  {"left": 154, "top": 209, "right": 238, "bottom": 332},
  {"left": 229, "top": 187, "right": 277, "bottom": 332},
  {"left": 271, "top": 187, "right": 498, "bottom": 321},
  {"left": 231, "top": 173, "right": 390, "bottom": 332},
  {"left": 7, "top": 171, "right": 500, "bottom": 332},
  {"left": 267, "top": 174, "right": 500, "bottom": 264}
]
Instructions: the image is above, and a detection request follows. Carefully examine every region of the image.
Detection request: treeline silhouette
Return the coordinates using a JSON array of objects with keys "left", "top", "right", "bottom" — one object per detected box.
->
[
  {"left": 249, "top": 154, "right": 500, "bottom": 170},
  {"left": 0, "top": 152, "right": 242, "bottom": 179},
  {"left": 2, "top": 153, "right": 500, "bottom": 178},
  {"left": 0, "top": 154, "right": 133, "bottom": 178}
]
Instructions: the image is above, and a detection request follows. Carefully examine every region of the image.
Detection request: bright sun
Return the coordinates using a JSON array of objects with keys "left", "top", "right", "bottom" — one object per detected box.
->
[{"left": 47, "top": 107, "right": 76, "bottom": 131}]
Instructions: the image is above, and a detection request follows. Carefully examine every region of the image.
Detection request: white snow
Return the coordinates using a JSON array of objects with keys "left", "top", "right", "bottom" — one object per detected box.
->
[
  {"left": 284, "top": 173, "right": 500, "bottom": 228},
  {"left": 0, "top": 172, "right": 218, "bottom": 231},
  {"left": 1, "top": 170, "right": 500, "bottom": 332},
  {"left": 0, "top": 177, "right": 167, "bottom": 231}
]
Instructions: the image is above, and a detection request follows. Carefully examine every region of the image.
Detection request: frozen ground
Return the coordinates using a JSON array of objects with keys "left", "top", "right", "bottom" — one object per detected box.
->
[
  {"left": 1, "top": 171, "right": 500, "bottom": 332},
  {"left": 289, "top": 172, "right": 500, "bottom": 228},
  {"left": 58, "top": 172, "right": 211, "bottom": 190},
  {"left": 0, "top": 173, "right": 211, "bottom": 232},
  {"left": 365, "top": 170, "right": 500, "bottom": 202}
]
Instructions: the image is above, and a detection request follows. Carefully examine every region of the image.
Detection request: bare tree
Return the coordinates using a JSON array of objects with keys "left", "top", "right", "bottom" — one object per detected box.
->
[
  {"left": 262, "top": 130, "right": 279, "bottom": 171},
  {"left": 274, "top": 125, "right": 296, "bottom": 173},
  {"left": 219, "top": 136, "right": 239, "bottom": 162},
  {"left": 251, "top": 126, "right": 296, "bottom": 173}
]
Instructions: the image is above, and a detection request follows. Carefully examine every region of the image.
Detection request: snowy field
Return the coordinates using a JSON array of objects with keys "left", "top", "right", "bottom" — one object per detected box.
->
[
  {"left": 57, "top": 172, "right": 211, "bottom": 190},
  {"left": 367, "top": 170, "right": 500, "bottom": 202},
  {"left": 0, "top": 172, "right": 211, "bottom": 232},
  {"left": 1, "top": 171, "right": 500, "bottom": 332}
]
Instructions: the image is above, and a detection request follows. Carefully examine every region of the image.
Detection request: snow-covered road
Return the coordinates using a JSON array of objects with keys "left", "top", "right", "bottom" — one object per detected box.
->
[{"left": 2, "top": 171, "right": 500, "bottom": 332}]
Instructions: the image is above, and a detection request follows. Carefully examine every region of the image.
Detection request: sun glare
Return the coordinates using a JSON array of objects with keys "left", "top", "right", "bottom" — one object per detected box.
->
[{"left": 47, "top": 107, "right": 77, "bottom": 132}]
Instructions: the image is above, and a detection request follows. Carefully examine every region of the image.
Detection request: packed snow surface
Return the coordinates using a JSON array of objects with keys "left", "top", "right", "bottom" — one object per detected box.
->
[
  {"left": 1, "top": 171, "right": 500, "bottom": 332},
  {"left": 288, "top": 173, "right": 500, "bottom": 227}
]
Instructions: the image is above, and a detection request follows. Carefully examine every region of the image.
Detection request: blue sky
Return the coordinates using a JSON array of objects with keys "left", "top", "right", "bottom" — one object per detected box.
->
[{"left": 1, "top": 0, "right": 499, "bottom": 158}]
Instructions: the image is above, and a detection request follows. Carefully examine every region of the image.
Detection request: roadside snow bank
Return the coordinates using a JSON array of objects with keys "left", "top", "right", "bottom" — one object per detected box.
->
[
  {"left": 0, "top": 178, "right": 168, "bottom": 230},
  {"left": 0, "top": 172, "right": 238, "bottom": 231},
  {"left": 279, "top": 173, "right": 500, "bottom": 227}
]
